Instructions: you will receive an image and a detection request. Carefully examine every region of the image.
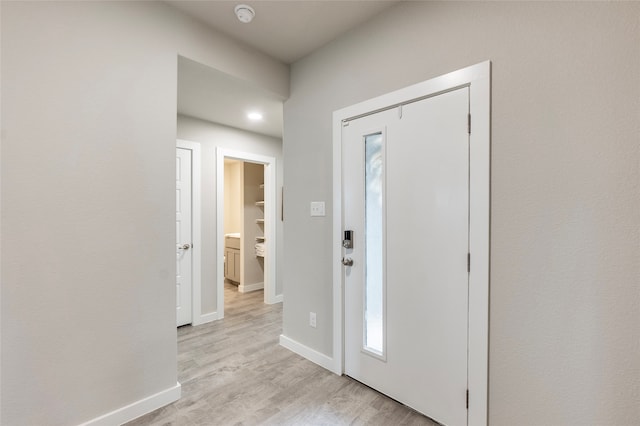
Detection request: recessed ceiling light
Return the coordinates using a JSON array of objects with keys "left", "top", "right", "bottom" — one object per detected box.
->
[
  {"left": 248, "top": 112, "right": 263, "bottom": 121},
  {"left": 234, "top": 4, "right": 255, "bottom": 24}
]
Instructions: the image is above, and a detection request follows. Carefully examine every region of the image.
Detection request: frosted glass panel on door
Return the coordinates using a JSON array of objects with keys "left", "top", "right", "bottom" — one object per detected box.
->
[{"left": 364, "top": 133, "right": 384, "bottom": 356}]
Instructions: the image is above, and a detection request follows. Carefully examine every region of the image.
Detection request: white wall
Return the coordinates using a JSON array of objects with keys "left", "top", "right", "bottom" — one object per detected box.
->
[
  {"left": 0, "top": 2, "right": 287, "bottom": 425},
  {"left": 282, "top": 2, "right": 640, "bottom": 425},
  {"left": 177, "top": 115, "right": 284, "bottom": 306}
]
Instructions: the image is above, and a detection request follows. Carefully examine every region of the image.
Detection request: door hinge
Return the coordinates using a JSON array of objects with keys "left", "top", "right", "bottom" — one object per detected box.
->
[
  {"left": 467, "top": 113, "right": 471, "bottom": 134},
  {"left": 467, "top": 253, "right": 471, "bottom": 272},
  {"left": 466, "top": 389, "right": 469, "bottom": 409}
]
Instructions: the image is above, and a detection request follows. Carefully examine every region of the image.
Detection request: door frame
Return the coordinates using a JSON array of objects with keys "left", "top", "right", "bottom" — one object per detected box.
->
[
  {"left": 332, "top": 61, "right": 491, "bottom": 426},
  {"left": 216, "top": 148, "right": 279, "bottom": 320},
  {"left": 176, "top": 140, "right": 204, "bottom": 325}
]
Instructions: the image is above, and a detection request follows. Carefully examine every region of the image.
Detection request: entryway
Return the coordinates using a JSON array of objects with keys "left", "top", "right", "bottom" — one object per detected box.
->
[
  {"left": 222, "top": 158, "right": 266, "bottom": 294},
  {"left": 333, "top": 62, "right": 490, "bottom": 426},
  {"left": 216, "top": 148, "right": 280, "bottom": 320}
]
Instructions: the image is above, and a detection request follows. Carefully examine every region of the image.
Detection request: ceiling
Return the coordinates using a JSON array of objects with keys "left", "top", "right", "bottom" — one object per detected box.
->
[
  {"left": 178, "top": 56, "right": 284, "bottom": 138},
  {"left": 167, "top": 0, "right": 400, "bottom": 64},
  {"left": 173, "top": 1, "right": 400, "bottom": 139}
]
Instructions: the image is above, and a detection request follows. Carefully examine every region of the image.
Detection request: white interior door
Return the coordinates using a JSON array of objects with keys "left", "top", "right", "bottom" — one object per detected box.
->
[
  {"left": 343, "top": 88, "right": 470, "bottom": 426},
  {"left": 176, "top": 148, "right": 193, "bottom": 327}
]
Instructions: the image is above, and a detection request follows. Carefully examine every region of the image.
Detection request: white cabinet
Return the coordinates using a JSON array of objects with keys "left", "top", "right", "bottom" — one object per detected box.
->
[
  {"left": 225, "top": 248, "right": 240, "bottom": 282},
  {"left": 224, "top": 235, "right": 240, "bottom": 283}
]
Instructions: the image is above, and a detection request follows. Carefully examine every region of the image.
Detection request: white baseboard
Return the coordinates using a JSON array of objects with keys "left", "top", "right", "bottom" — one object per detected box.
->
[
  {"left": 268, "top": 294, "right": 283, "bottom": 304},
  {"left": 193, "top": 311, "right": 220, "bottom": 326},
  {"left": 279, "top": 335, "right": 339, "bottom": 374},
  {"left": 239, "top": 282, "right": 264, "bottom": 293},
  {"left": 80, "top": 382, "right": 181, "bottom": 426}
]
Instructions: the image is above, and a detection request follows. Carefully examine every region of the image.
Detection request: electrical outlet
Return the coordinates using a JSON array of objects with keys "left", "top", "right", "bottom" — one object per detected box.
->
[{"left": 309, "top": 312, "right": 317, "bottom": 328}]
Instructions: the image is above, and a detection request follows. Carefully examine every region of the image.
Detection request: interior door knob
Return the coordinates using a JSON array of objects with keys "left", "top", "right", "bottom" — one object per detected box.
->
[
  {"left": 342, "top": 257, "right": 353, "bottom": 266},
  {"left": 178, "top": 244, "right": 191, "bottom": 250}
]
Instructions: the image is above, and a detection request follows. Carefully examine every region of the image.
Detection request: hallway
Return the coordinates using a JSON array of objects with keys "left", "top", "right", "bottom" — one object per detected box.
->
[{"left": 127, "top": 284, "right": 437, "bottom": 425}]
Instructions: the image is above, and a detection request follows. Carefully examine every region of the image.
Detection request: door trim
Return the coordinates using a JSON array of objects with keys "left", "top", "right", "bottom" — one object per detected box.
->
[
  {"left": 216, "top": 148, "right": 279, "bottom": 320},
  {"left": 176, "top": 140, "right": 204, "bottom": 325},
  {"left": 332, "top": 61, "right": 491, "bottom": 426}
]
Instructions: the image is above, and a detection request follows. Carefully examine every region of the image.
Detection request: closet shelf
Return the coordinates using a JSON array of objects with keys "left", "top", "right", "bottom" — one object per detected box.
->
[
  {"left": 259, "top": 184, "right": 264, "bottom": 189},
  {"left": 256, "top": 219, "right": 264, "bottom": 224},
  {"left": 255, "top": 201, "right": 265, "bottom": 206}
]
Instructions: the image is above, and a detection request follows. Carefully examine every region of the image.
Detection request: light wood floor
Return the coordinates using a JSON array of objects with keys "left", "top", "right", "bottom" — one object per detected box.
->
[{"left": 126, "top": 283, "right": 437, "bottom": 426}]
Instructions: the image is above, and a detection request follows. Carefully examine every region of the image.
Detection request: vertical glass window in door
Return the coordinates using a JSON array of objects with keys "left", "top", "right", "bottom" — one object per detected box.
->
[{"left": 364, "top": 133, "right": 384, "bottom": 356}]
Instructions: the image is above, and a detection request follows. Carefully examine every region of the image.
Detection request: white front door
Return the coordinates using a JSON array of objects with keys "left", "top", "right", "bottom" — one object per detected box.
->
[
  {"left": 343, "top": 87, "right": 470, "bottom": 426},
  {"left": 176, "top": 148, "right": 193, "bottom": 326}
]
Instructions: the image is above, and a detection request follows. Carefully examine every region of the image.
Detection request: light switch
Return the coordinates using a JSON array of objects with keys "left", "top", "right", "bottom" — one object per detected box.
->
[{"left": 310, "top": 201, "right": 325, "bottom": 217}]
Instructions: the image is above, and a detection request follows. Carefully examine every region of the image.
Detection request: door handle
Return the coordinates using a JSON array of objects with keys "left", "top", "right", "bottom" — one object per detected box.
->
[
  {"left": 178, "top": 244, "right": 191, "bottom": 250},
  {"left": 342, "top": 257, "right": 353, "bottom": 266}
]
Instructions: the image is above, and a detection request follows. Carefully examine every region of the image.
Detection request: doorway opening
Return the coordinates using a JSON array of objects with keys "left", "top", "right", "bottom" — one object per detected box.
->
[
  {"left": 176, "top": 56, "right": 284, "bottom": 327},
  {"left": 222, "top": 158, "right": 266, "bottom": 294},
  {"left": 216, "top": 148, "right": 279, "bottom": 320}
]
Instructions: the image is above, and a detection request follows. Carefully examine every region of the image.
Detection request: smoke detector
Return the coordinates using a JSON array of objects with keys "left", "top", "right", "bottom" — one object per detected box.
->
[{"left": 234, "top": 4, "right": 255, "bottom": 24}]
